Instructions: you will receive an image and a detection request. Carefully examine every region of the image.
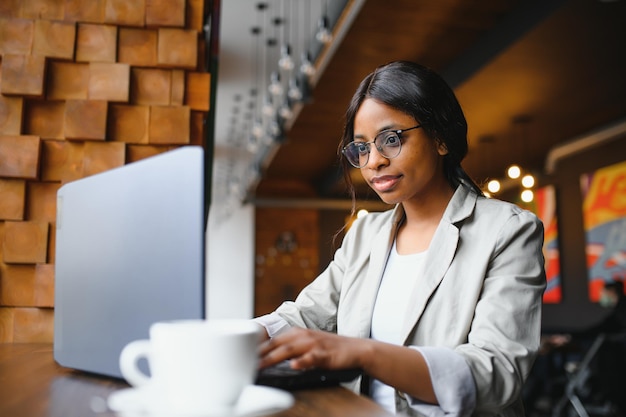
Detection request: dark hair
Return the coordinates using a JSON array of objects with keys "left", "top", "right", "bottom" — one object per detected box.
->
[{"left": 339, "top": 61, "right": 482, "bottom": 205}]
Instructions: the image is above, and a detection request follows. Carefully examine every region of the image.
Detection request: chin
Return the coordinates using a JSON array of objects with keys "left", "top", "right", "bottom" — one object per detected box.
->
[{"left": 375, "top": 192, "right": 402, "bottom": 206}]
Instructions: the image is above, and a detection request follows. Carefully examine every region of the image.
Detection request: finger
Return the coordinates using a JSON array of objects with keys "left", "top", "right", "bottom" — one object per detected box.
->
[
  {"left": 258, "top": 330, "right": 299, "bottom": 357},
  {"left": 289, "top": 351, "right": 321, "bottom": 370},
  {"left": 259, "top": 338, "right": 305, "bottom": 368}
]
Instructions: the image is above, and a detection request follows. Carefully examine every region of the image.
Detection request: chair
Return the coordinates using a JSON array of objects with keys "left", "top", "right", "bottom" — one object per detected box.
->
[{"left": 551, "top": 333, "right": 626, "bottom": 417}]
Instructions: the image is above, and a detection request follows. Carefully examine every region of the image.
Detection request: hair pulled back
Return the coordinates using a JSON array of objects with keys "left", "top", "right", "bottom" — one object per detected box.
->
[{"left": 340, "top": 61, "right": 482, "bottom": 203}]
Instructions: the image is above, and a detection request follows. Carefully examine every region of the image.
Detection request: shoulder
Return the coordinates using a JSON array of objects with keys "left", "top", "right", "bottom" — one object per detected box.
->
[
  {"left": 448, "top": 186, "right": 544, "bottom": 245},
  {"left": 447, "top": 184, "right": 541, "bottom": 228},
  {"left": 347, "top": 207, "right": 397, "bottom": 236},
  {"left": 475, "top": 195, "right": 541, "bottom": 226}
]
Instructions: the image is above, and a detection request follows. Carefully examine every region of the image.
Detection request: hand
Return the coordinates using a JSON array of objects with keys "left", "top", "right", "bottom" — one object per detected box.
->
[
  {"left": 260, "top": 327, "right": 437, "bottom": 404},
  {"left": 258, "top": 327, "right": 366, "bottom": 371}
]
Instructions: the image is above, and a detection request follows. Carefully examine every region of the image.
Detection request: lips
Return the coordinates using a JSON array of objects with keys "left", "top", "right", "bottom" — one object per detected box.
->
[{"left": 370, "top": 175, "right": 401, "bottom": 192}]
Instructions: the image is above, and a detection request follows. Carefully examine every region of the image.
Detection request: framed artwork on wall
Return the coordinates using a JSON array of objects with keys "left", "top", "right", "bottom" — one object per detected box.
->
[
  {"left": 580, "top": 159, "right": 626, "bottom": 301},
  {"left": 517, "top": 185, "right": 562, "bottom": 303}
]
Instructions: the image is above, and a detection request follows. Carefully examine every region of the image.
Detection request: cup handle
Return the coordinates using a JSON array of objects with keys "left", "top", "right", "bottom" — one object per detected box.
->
[{"left": 119, "top": 340, "right": 152, "bottom": 387}]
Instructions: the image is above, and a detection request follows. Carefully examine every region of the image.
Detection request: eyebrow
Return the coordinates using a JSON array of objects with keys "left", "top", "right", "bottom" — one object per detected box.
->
[{"left": 353, "top": 125, "right": 397, "bottom": 140}]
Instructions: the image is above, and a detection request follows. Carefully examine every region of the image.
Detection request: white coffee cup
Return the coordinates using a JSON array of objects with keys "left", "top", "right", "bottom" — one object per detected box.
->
[{"left": 119, "top": 319, "right": 262, "bottom": 415}]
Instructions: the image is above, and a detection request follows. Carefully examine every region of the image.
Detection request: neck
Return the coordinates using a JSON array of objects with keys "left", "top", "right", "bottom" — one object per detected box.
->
[
  {"left": 401, "top": 182, "right": 455, "bottom": 227},
  {"left": 395, "top": 182, "right": 455, "bottom": 255}
]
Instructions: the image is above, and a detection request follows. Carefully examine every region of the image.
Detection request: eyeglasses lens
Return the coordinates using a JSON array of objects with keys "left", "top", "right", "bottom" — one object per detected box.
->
[
  {"left": 378, "top": 131, "right": 401, "bottom": 158},
  {"left": 344, "top": 131, "right": 402, "bottom": 168}
]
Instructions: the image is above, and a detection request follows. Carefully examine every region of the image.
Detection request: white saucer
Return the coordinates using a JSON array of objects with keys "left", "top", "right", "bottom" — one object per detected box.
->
[{"left": 108, "top": 384, "right": 294, "bottom": 417}]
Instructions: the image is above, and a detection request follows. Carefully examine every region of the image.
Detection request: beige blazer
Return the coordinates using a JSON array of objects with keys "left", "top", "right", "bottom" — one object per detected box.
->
[{"left": 272, "top": 184, "right": 546, "bottom": 416}]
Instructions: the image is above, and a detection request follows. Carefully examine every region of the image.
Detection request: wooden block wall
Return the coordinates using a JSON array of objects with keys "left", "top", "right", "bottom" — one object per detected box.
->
[
  {"left": 0, "top": 0, "right": 211, "bottom": 343},
  {"left": 254, "top": 208, "right": 320, "bottom": 316}
]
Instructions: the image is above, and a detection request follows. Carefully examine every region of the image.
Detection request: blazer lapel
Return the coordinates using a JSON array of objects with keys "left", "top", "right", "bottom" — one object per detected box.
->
[
  {"left": 399, "top": 186, "right": 476, "bottom": 344},
  {"left": 399, "top": 222, "right": 459, "bottom": 343}
]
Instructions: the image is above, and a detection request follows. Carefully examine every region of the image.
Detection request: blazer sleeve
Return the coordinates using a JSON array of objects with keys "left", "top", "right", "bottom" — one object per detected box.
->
[
  {"left": 269, "top": 219, "right": 358, "bottom": 332},
  {"left": 267, "top": 209, "right": 394, "bottom": 334},
  {"left": 456, "top": 209, "right": 546, "bottom": 413}
]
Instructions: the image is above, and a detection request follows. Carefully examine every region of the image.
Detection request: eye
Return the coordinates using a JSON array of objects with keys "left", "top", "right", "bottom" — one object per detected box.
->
[
  {"left": 354, "top": 142, "right": 369, "bottom": 154},
  {"left": 382, "top": 132, "right": 401, "bottom": 146}
]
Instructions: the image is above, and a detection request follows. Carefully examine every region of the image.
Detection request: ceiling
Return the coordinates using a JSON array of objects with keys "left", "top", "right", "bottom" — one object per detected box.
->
[{"left": 213, "top": 0, "right": 626, "bottom": 211}]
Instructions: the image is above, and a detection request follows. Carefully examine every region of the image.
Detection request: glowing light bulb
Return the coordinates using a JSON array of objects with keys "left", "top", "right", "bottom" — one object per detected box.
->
[
  {"left": 316, "top": 16, "right": 332, "bottom": 44},
  {"left": 278, "top": 44, "right": 294, "bottom": 72},
  {"left": 268, "top": 72, "right": 283, "bottom": 97},
  {"left": 507, "top": 165, "right": 521, "bottom": 179},
  {"left": 521, "top": 174, "right": 535, "bottom": 188},
  {"left": 487, "top": 179, "right": 501, "bottom": 193},
  {"left": 287, "top": 78, "right": 302, "bottom": 101},
  {"left": 251, "top": 120, "right": 264, "bottom": 139},
  {"left": 300, "top": 53, "right": 316, "bottom": 77},
  {"left": 278, "top": 104, "right": 292, "bottom": 120},
  {"left": 521, "top": 189, "right": 534, "bottom": 203}
]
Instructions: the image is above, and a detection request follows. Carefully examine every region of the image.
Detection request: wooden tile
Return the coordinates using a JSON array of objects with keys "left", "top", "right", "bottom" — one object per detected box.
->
[
  {"left": 24, "top": 100, "right": 65, "bottom": 139},
  {"left": 46, "top": 61, "right": 89, "bottom": 100},
  {"left": 0, "top": 18, "right": 34, "bottom": 55},
  {"left": 149, "top": 105, "right": 190, "bottom": 144},
  {"left": 0, "top": 308, "right": 15, "bottom": 342},
  {"left": 64, "top": 99, "right": 108, "bottom": 140},
  {"left": 0, "top": 0, "right": 20, "bottom": 18},
  {"left": 0, "top": 94, "right": 23, "bottom": 135},
  {"left": 76, "top": 23, "right": 117, "bottom": 63},
  {"left": 186, "top": 0, "right": 204, "bottom": 32},
  {"left": 108, "top": 104, "right": 149, "bottom": 144},
  {"left": 171, "top": 70, "right": 184, "bottom": 106},
  {"left": 0, "top": 264, "right": 36, "bottom": 306},
  {"left": 0, "top": 54, "right": 46, "bottom": 97},
  {"left": 0, "top": 135, "right": 41, "bottom": 179},
  {"left": 40, "top": 139, "right": 84, "bottom": 182},
  {"left": 157, "top": 28, "right": 197, "bottom": 69},
  {"left": 104, "top": 0, "right": 145, "bottom": 27},
  {"left": 146, "top": 0, "right": 185, "bottom": 28},
  {"left": 131, "top": 68, "right": 171, "bottom": 106},
  {"left": 34, "top": 264, "right": 54, "bottom": 307},
  {"left": 88, "top": 62, "right": 130, "bottom": 102},
  {"left": 118, "top": 27, "right": 157, "bottom": 67},
  {"left": 32, "top": 19, "right": 76, "bottom": 60},
  {"left": 185, "top": 72, "right": 211, "bottom": 111},
  {"left": 190, "top": 111, "right": 205, "bottom": 146},
  {"left": 126, "top": 144, "right": 174, "bottom": 163},
  {"left": 0, "top": 179, "right": 26, "bottom": 221},
  {"left": 20, "top": 0, "right": 64, "bottom": 20},
  {"left": 82, "top": 141, "right": 125, "bottom": 177},
  {"left": 13, "top": 307, "right": 54, "bottom": 343},
  {"left": 2, "top": 220, "right": 49, "bottom": 264},
  {"left": 197, "top": 37, "right": 207, "bottom": 72},
  {"left": 27, "top": 182, "right": 61, "bottom": 223},
  {"left": 65, "top": 0, "right": 105, "bottom": 23},
  {"left": 0, "top": 221, "right": 4, "bottom": 264}
]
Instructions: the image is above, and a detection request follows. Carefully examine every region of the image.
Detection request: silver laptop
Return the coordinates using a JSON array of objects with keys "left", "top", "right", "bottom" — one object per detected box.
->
[{"left": 54, "top": 146, "right": 205, "bottom": 379}]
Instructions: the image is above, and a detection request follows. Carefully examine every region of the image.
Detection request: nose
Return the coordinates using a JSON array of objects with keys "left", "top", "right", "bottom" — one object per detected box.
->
[{"left": 364, "top": 144, "right": 389, "bottom": 169}]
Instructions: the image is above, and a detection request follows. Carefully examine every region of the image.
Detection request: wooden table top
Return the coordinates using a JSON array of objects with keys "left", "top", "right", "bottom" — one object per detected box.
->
[{"left": 0, "top": 343, "right": 393, "bottom": 417}]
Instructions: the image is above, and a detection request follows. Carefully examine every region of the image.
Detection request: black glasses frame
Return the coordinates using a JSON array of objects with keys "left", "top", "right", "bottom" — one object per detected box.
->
[{"left": 342, "top": 125, "right": 422, "bottom": 168}]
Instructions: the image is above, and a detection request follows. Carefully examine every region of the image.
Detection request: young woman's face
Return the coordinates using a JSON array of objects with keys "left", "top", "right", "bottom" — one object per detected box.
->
[{"left": 353, "top": 98, "right": 449, "bottom": 205}]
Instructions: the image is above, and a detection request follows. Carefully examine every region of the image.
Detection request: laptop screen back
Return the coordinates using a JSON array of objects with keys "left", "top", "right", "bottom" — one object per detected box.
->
[{"left": 54, "top": 146, "right": 205, "bottom": 378}]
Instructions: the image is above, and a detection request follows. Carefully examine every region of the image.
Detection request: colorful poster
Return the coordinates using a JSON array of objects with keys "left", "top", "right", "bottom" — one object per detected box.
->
[
  {"left": 516, "top": 185, "right": 561, "bottom": 303},
  {"left": 580, "top": 160, "right": 626, "bottom": 301}
]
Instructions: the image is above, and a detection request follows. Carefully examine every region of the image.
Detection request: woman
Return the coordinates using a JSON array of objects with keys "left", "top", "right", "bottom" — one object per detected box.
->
[{"left": 255, "top": 61, "right": 546, "bottom": 416}]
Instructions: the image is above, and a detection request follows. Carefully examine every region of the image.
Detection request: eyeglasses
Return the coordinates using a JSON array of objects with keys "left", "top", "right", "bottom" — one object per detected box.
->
[{"left": 342, "top": 125, "right": 422, "bottom": 168}]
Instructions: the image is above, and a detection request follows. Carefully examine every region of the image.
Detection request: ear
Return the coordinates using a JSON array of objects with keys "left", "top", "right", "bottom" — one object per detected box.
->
[{"left": 436, "top": 140, "right": 448, "bottom": 156}]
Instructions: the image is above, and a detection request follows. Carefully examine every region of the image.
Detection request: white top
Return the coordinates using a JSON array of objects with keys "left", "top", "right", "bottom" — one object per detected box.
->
[{"left": 370, "top": 240, "right": 428, "bottom": 413}]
